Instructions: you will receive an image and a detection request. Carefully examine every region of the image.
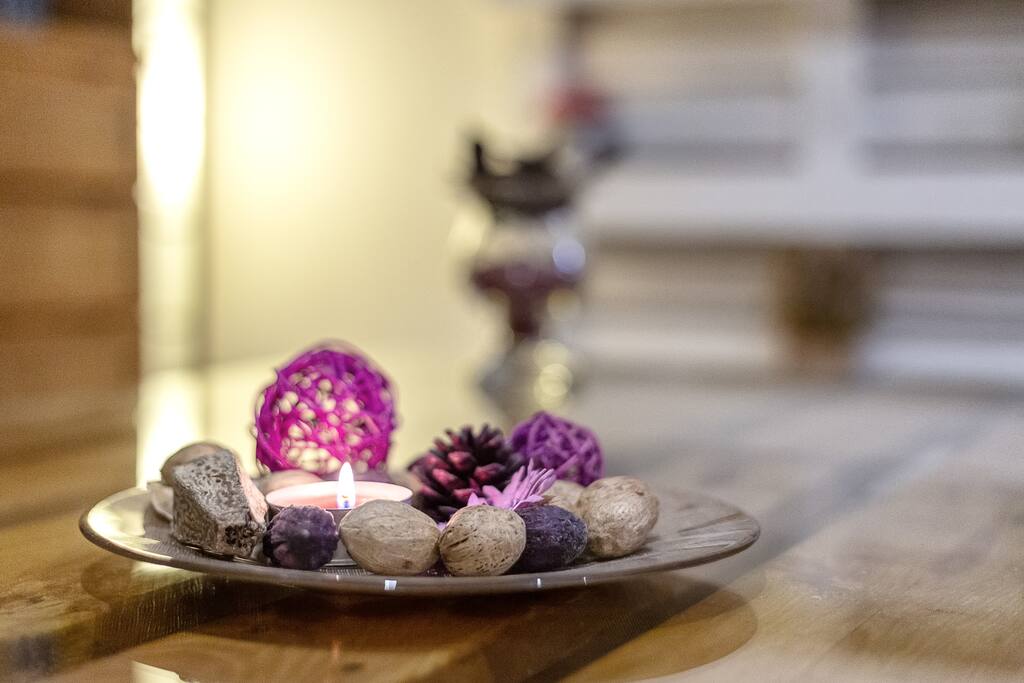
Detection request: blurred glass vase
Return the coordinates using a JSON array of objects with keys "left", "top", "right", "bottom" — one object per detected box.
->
[{"left": 462, "top": 141, "right": 585, "bottom": 415}]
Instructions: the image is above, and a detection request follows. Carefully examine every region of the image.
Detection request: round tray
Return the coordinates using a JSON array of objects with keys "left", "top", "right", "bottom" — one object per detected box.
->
[{"left": 80, "top": 487, "right": 759, "bottom": 596}]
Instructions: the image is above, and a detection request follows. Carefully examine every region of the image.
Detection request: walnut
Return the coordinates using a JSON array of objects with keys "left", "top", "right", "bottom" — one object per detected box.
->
[
  {"left": 438, "top": 505, "right": 526, "bottom": 576},
  {"left": 339, "top": 501, "right": 440, "bottom": 575},
  {"left": 544, "top": 480, "right": 585, "bottom": 516},
  {"left": 578, "top": 477, "right": 659, "bottom": 558}
]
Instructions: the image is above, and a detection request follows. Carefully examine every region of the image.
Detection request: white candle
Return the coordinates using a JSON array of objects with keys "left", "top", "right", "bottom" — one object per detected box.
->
[
  {"left": 265, "top": 468, "right": 412, "bottom": 520},
  {"left": 264, "top": 465, "right": 413, "bottom": 567}
]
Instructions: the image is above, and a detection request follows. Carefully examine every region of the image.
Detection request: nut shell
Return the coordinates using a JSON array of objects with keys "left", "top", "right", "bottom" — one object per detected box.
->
[
  {"left": 578, "top": 477, "right": 659, "bottom": 558},
  {"left": 439, "top": 505, "right": 526, "bottom": 576},
  {"left": 513, "top": 505, "right": 588, "bottom": 573},
  {"left": 544, "top": 480, "right": 585, "bottom": 516},
  {"left": 339, "top": 500, "right": 440, "bottom": 575}
]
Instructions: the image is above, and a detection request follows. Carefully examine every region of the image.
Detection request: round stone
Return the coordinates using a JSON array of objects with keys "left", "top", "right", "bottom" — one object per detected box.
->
[{"left": 578, "top": 477, "right": 659, "bottom": 559}]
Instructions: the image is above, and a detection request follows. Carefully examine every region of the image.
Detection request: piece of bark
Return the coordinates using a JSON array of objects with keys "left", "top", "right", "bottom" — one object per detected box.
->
[
  {"left": 171, "top": 452, "right": 268, "bottom": 557},
  {"left": 160, "top": 442, "right": 229, "bottom": 486}
]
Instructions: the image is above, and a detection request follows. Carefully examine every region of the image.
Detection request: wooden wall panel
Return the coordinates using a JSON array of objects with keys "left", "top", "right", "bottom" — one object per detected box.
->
[
  {"left": 0, "top": 17, "right": 138, "bottom": 465},
  {"left": 0, "top": 207, "right": 137, "bottom": 306},
  {"left": 0, "top": 21, "right": 133, "bottom": 86},
  {"left": 0, "top": 72, "right": 134, "bottom": 176},
  {"left": 0, "top": 333, "right": 137, "bottom": 400}
]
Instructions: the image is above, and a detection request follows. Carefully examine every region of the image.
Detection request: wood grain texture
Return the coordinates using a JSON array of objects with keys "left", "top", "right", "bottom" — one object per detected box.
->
[
  {"left": 569, "top": 412, "right": 1024, "bottom": 682},
  {"left": 0, "top": 20, "right": 134, "bottom": 87},
  {"left": 0, "top": 207, "right": 137, "bottom": 307},
  {"left": 3, "top": 367, "right": 1023, "bottom": 682},
  {"left": 0, "top": 511, "right": 293, "bottom": 681},
  {"left": 0, "top": 437, "right": 135, "bottom": 525},
  {"left": 0, "top": 17, "right": 137, "bottom": 465},
  {"left": 0, "top": 71, "right": 134, "bottom": 176}
]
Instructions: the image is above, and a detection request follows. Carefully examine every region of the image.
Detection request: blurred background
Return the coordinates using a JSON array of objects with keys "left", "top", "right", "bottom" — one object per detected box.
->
[{"left": 2, "top": 0, "right": 1024, "bottom": 523}]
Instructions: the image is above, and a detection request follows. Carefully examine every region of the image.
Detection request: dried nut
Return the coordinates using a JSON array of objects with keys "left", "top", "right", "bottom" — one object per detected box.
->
[
  {"left": 147, "top": 481, "right": 174, "bottom": 521},
  {"left": 578, "top": 477, "right": 659, "bottom": 559},
  {"left": 339, "top": 500, "right": 440, "bottom": 575},
  {"left": 513, "top": 505, "right": 588, "bottom": 573},
  {"left": 257, "top": 469, "right": 323, "bottom": 495},
  {"left": 544, "top": 480, "right": 585, "bottom": 515},
  {"left": 439, "top": 506, "right": 526, "bottom": 576},
  {"left": 161, "top": 442, "right": 231, "bottom": 485}
]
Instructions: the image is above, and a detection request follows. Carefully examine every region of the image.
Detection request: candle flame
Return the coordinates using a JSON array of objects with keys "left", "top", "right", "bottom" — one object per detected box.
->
[{"left": 337, "top": 461, "right": 355, "bottom": 509}]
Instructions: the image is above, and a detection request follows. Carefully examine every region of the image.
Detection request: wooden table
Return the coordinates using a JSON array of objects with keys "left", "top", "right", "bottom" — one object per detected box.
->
[{"left": 2, "top": 356, "right": 1023, "bottom": 682}]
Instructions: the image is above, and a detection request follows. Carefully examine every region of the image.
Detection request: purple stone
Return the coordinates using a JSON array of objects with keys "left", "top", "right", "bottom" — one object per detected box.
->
[{"left": 513, "top": 505, "right": 587, "bottom": 573}]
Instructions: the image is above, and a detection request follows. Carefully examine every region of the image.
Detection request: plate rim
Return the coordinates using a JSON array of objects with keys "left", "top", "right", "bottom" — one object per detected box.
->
[{"left": 80, "top": 487, "right": 760, "bottom": 596}]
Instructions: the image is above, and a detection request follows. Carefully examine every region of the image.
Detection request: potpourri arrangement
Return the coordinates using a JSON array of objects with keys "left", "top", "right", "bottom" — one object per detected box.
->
[{"left": 150, "top": 342, "right": 660, "bottom": 577}]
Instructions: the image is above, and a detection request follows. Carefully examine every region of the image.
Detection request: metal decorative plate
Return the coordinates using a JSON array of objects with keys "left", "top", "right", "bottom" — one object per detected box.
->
[{"left": 80, "top": 487, "right": 759, "bottom": 596}]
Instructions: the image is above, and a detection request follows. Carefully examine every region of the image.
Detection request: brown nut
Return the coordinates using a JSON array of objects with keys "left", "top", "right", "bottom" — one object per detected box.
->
[
  {"left": 438, "top": 505, "right": 526, "bottom": 576},
  {"left": 578, "top": 477, "right": 659, "bottom": 558},
  {"left": 544, "top": 480, "right": 585, "bottom": 516},
  {"left": 339, "top": 500, "right": 440, "bottom": 575}
]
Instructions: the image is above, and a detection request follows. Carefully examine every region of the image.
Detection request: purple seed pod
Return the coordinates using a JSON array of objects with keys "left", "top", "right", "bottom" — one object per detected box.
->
[
  {"left": 263, "top": 505, "right": 339, "bottom": 570},
  {"left": 512, "top": 505, "right": 587, "bottom": 573}
]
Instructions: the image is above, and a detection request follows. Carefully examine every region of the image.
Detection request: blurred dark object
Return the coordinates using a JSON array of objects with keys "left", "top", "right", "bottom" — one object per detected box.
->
[
  {"left": 466, "top": 140, "right": 585, "bottom": 418},
  {"left": 0, "top": 0, "right": 48, "bottom": 23},
  {"left": 472, "top": 262, "right": 576, "bottom": 340},
  {"left": 550, "top": 83, "right": 622, "bottom": 170},
  {"left": 0, "top": 3, "right": 136, "bottom": 513},
  {"left": 548, "top": 11, "right": 621, "bottom": 173},
  {"left": 469, "top": 141, "right": 580, "bottom": 340},
  {"left": 468, "top": 142, "right": 571, "bottom": 218},
  {"left": 0, "top": 0, "right": 129, "bottom": 25},
  {"left": 49, "top": 0, "right": 130, "bottom": 25},
  {"left": 774, "top": 249, "right": 874, "bottom": 376}
]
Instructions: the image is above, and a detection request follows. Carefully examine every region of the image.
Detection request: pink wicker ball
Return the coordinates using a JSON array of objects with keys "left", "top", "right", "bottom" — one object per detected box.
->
[{"left": 255, "top": 342, "right": 396, "bottom": 477}]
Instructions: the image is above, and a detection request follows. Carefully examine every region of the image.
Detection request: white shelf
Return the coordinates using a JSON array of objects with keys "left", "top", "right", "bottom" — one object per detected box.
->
[
  {"left": 513, "top": 0, "right": 801, "bottom": 8},
  {"left": 582, "top": 165, "right": 1024, "bottom": 247}
]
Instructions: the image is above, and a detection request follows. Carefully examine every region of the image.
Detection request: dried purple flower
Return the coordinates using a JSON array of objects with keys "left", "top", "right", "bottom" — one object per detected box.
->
[
  {"left": 508, "top": 411, "right": 604, "bottom": 485},
  {"left": 467, "top": 461, "right": 556, "bottom": 512}
]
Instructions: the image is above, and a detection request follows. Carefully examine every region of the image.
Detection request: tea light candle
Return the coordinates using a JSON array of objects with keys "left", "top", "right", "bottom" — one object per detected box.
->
[{"left": 265, "top": 462, "right": 412, "bottom": 565}]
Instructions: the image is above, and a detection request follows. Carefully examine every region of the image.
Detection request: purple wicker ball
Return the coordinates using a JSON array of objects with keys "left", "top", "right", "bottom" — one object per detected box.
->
[
  {"left": 255, "top": 342, "right": 396, "bottom": 477},
  {"left": 508, "top": 411, "right": 604, "bottom": 486}
]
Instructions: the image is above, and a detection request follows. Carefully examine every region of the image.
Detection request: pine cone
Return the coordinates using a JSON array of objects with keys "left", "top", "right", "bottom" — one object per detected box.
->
[{"left": 408, "top": 424, "right": 524, "bottom": 522}]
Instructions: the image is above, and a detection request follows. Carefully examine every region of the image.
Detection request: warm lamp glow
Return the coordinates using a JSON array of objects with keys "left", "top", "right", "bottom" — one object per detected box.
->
[
  {"left": 337, "top": 462, "right": 355, "bottom": 509},
  {"left": 137, "top": 370, "right": 203, "bottom": 485},
  {"left": 137, "top": 0, "right": 205, "bottom": 211},
  {"left": 135, "top": 0, "right": 207, "bottom": 372}
]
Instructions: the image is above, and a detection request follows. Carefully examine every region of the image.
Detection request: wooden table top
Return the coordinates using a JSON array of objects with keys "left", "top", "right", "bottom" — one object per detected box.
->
[{"left": 2, "top": 356, "right": 1023, "bottom": 682}]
